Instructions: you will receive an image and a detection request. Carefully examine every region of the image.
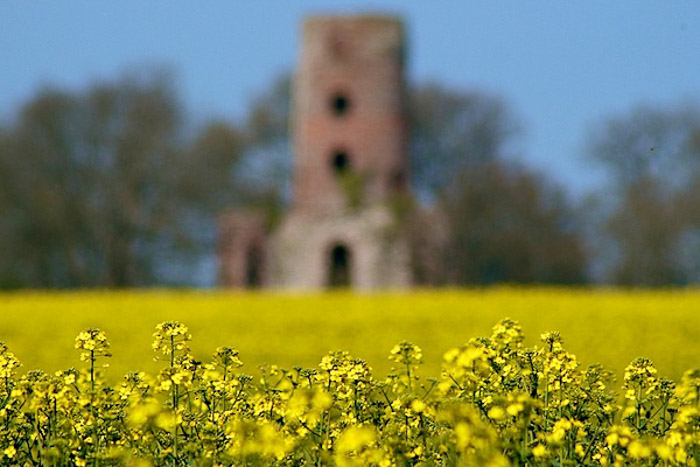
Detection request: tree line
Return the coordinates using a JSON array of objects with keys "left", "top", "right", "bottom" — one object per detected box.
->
[{"left": 0, "top": 68, "right": 697, "bottom": 288}]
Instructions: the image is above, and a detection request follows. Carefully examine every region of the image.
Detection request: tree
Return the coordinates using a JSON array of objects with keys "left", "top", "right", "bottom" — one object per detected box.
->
[
  {"left": 587, "top": 102, "right": 700, "bottom": 285},
  {"left": 408, "top": 83, "right": 519, "bottom": 201},
  {"left": 208, "top": 74, "right": 294, "bottom": 236},
  {"left": 436, "top": 162, "right": 586, "bottom": 285},
  {"left": 237, "top": 74, "right": 292, "bottom": 213},
  {"left": 0, "top": 69, "right": 246, "bottom": 288},
  {"left": 407, "top": 83, "right": 585, "bottom": 285}
]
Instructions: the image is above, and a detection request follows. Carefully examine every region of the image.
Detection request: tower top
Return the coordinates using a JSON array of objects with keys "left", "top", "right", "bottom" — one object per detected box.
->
[
  {"left": 300, "top": 14, "right": 405, "bottom": 66},
  {"left": 302, "top": 13, "right": 404, "bottom": 28},
  {"left": 292, "top": 13, "right": 408, "bottom": 212}
]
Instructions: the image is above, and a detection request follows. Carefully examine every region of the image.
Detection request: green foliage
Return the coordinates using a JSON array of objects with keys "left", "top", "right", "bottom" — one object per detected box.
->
[
  {"left": 0, "top": 318, "right": 699, "bottom": 465},
  {"left": 439, "top": 162, "right": 587, "bottom": 285},
  {"left": 338, "top": 170, "right": 365, "bottom": 210},
  {"left": 0, "top": 70, "right": 260, "bottom": 288},
  {"left": 587, "top": 102, "right": 700, "bottom": 285}
]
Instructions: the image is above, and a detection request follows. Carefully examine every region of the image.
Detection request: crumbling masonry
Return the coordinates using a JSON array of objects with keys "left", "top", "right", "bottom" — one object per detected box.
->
[{"left": 218, "top": 15, "right": 412, "bottom": 290}]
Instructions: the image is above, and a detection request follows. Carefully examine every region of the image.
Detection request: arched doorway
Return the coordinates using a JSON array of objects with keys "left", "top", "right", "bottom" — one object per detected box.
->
[
  {"left": 245, "top": 245, "right": 262, "bottom": 288},
  {"left": 328, "top": 243, "right": 352, "bottom": 288}
]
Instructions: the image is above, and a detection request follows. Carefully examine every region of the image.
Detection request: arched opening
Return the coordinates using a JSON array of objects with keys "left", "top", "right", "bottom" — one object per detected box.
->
[
  {"left": 328, "top": 243, "right": 352, "bottom": 288},
  {"left": 331, "top": 150, "right": 350, "bottom": 175},
  {"left": 329, "top": 92, "right": 351, "bottom": 116},
  {"left": 245, "top": 245, "right": 262, "bottom": 288}
]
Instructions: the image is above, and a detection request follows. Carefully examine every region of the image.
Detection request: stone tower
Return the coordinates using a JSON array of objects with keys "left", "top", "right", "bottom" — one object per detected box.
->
[
  {"left": 219, "top": 14, "right": 412, "bottom": 290},
  {"left": 268, "top": 14, "right": 412, "bottom": 290}
]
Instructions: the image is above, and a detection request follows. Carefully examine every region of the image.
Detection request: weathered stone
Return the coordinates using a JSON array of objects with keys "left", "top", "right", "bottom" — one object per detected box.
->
[
  {"left": 219, "top": 14, "right": 412, "bottom": 290},
  {"left": 217, "top": 211, "right": 268, "bottom": 288}
]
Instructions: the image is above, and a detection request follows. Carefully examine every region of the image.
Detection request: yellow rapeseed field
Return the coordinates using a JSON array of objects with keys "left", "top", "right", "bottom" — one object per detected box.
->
[{"left": 0, "top": 287, "right": 698, "bottom": 381}]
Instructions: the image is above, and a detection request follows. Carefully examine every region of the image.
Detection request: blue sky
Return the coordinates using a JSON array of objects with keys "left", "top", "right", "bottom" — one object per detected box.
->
[{"left": 2, "top": 1, "right": 699, "bottom": 197}]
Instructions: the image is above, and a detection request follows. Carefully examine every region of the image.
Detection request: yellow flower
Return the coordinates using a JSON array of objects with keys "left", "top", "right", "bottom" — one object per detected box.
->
[
  {"left": 506, "top": 403, "right": 523, "bottom": 416},
  {"left": 74, "top": 328, "right": 111, "bottom": 361},
  {"left": 628, "top": 440, "right": 651, "bottom": 459},
  {"left": 655, "top": 443, "right": 672, "bottom": 460},
  {"left": 532, "top": 444, "right": 547, "bottom": 458},
  {"left": 487, "top": 406, "right": 505, "bottom": 421},
  {"left": 3, "top": 446, "right": 15, "bottom": 458},
  {"left": 155, "top": 412, "right": 177, "bottom": 431},
  {"left": 336, "top": 426, "right": 376, "bottom": 453},
  {"left": 411, "top": 399, "right": 426, "bottom": 413}
]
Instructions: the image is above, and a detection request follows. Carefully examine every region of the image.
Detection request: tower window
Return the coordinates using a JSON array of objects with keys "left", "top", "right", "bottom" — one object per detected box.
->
[
  {"left": 330, "top": 93, "right": 351, "bottom": 116},
  {"left": 328, "top": 243, "right": 352, "bottom": 287},
  {"left": 331, "top": 151, "right": 350, "bottom": 175}
]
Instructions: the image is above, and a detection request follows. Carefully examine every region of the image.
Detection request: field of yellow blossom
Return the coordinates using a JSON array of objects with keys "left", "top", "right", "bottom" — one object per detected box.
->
[
  {"left": 1, "top": 308, "right": 700, "bottom": 464},
  {"left": 0, "top": 287, "right": 698, "bottom": 381}
]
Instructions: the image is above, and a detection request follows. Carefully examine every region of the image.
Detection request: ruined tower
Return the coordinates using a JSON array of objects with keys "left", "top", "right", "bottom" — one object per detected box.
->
[
  {"left": 269, "top": 14, "right": 411, "bottom": 290},
  {"left": 219, "top": 14, "right": 412, "bottom": 290}
]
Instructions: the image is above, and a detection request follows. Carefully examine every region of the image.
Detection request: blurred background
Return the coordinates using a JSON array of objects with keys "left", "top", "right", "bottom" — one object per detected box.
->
[{"left": 1, "top": 1, "right": 698, "bottom": 288}]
